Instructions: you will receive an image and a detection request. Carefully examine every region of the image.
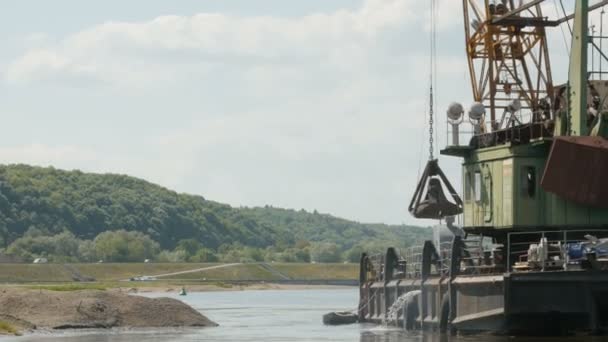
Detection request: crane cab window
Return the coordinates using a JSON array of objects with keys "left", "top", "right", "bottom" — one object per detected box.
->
[
  {"left": 474, "top": 171, "right": 482, "bottom": 202},
  {"left": 521, "top": 166, "right": 536, "bottom": 198},
  {"left": 465, "top": 171, "right": 472, "bottom": 201}
]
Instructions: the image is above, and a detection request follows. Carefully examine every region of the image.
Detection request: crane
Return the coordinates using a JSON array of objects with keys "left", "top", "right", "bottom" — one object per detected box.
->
[{"left": 463, "top": 0, "right": 556, "bottom": 131}]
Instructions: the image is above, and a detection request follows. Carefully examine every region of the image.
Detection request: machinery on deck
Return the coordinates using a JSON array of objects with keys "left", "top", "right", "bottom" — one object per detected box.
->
[{"left": 359, "top": 0, "right": 608, "bottom": 334}]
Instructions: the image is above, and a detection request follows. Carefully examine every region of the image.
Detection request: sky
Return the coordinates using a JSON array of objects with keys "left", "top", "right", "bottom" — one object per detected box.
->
[{"left": 0, "top": 0, "right": 593, "bottom": 225}]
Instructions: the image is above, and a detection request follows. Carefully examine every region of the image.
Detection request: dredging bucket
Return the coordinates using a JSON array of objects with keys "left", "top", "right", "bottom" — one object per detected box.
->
[{"left": 409, "top": 159, "right": 463, "bottom": 219}]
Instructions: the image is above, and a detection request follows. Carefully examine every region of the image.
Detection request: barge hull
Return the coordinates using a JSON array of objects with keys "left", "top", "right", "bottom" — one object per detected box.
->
[
  {"left": 360, "top": 271, "right": 608, "bottom": 334},
  {"left": 505, "top": 271, "right": 608, "bottom": 333}
]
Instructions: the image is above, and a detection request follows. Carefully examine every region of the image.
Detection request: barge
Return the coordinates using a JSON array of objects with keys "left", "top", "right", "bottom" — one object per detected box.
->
[{"left": 359, "top": 0, "right": 608, "bottom": 334}]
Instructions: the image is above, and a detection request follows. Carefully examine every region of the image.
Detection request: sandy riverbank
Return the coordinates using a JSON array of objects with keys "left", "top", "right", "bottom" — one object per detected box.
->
[
  {"left": 0, "top": 283, "right": 354, "bottom": 335},
  {"left": 0, "top": 288, "right": 217, "bottom": 335}
]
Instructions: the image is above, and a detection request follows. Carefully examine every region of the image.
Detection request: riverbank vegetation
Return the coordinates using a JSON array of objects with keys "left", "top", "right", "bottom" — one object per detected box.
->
[
  {"left": 0, "top": 262, "right": 358, "bottom": 283},
  {"left": 0, "top": 164, "right": 431, "bottom": 263},
  {"left": 0, "top": 321, "right": 19, "bottom": 336},
  {"left": 26, "top": 284, "right": 108, "bottom": 291}
]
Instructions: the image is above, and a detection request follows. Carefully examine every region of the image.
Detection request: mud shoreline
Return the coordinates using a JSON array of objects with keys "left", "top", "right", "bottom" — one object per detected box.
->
[{"left": 0, "top": 288, "right": 217, "bottom": 336}]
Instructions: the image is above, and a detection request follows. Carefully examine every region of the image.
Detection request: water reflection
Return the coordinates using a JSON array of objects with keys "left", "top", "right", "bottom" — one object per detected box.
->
[
  {"left": 360, "top": 327, "right": 420, "bottom": 342},
  {"left": 1, "top": 290, "right": 605, "bottom": 342},
  {"left": 360, "top": 330, "right": 606, "bottom": 342},
  {"left": 6, "top": 329, "right": 606, "bottom": 342}
]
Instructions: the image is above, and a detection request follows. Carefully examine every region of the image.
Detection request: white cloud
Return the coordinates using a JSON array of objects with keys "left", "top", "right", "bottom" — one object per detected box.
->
[
  {"left": 6, "top": 0, "right": 421, "bottom": 87},
  {"left": 0, "top": 144, "right": 97, "bottom": 169},
  {"left": 1, "top": 0, "right": 477, "bottom": 224}
]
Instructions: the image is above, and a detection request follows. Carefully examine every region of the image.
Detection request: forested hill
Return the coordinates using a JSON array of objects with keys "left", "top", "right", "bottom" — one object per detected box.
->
[{"left": 0, "top": 164, "right": 430, "bottom": 261}]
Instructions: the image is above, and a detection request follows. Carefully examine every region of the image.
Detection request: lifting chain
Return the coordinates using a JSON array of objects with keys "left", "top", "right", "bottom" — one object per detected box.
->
[
  {"left": 428, "top": 0, "right": 437, "bottom": 161},
  {"left": 429, "top": 85, "right": 434, "bottom": 160}
]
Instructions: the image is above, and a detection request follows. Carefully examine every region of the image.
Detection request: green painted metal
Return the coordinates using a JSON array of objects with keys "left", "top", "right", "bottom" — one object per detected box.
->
[
  {"left": 455, "top": 142, "right": 608, "bottom": 231},
  {"left": 442, "top": 0, "right": 608, "bottom": 232},
  {"left": 565, "top": 0, "right": 588, "bottom": 136},
  {"left": 591, "top": 112, "right": 608, "bottom": 138},
  {"left": 461, "top": 143, "right": 547, "bottom": 229}
]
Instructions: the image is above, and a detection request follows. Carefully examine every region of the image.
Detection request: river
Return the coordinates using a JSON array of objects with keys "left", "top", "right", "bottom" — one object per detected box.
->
[{"left": 2, "top": 288, "right": 603, "bottom": 341}]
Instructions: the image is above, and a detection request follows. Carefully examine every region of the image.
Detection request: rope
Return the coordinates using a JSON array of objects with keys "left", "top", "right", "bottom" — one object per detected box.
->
[
  {"left": 552, "top": 0, "right": 571, "bottom": 56},
  {"left": 429, "top": 88, "right": 434, "bottom": 160},
  {"left": 331, "top": 285, "right": 379, "bottom": 315},
  {"left": 433, "top": 0, "right": 438, "bottom": 156},
  {"left": 355, "top": 287, "right": 379, "bottom": 313},
  {"left": 559, "top": 0, "right": 573, "bottom": 35},
  {"left": 416, "top": 94, "right": 429, "bottom": 184}
]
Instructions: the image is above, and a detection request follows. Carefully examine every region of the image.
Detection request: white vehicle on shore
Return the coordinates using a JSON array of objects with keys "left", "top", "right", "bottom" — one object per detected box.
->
[{"left": 130, "top": 275, "right": 157, "bottom": 281}]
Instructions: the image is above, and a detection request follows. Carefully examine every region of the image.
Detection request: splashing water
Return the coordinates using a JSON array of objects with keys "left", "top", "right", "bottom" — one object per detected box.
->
[{"left": 382, "top": 290, "right": 421, "bottom": 327}]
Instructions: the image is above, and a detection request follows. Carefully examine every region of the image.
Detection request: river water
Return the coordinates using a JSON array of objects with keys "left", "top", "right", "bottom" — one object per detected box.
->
[{"left": 2, "top": 288, "right": 603, "bottom": 342}]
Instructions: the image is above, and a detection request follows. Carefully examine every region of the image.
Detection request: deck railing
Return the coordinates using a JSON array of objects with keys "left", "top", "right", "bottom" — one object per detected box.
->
[
  {"left": 403, "top": 246, "right": 423, "bottom": 279},
  {"left": 506, "top": 229, "right": 608, "bottom": 272}
]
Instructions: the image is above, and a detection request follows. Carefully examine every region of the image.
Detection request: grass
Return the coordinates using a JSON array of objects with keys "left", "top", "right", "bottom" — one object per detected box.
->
[
  {"left": 0, "top": 264, "right": 73, "bottom": 282},
  {"left": 158, "top": 263, "right": 358, "bottom": 281},
  {"left": 72, "top": 263, "right": 216, "bottom": 281},
  {"left": 26, "top": 283, "right": 107, "bottom": 291},
  {"left": 0, "top": 262, "right": 358, "bottom": 284},
  {"left": 0, "top": 321, "right": 20, "bottom": 335},
  {"left": 159, "top": 264, "right": 279, "bottom": 281},
  {"left": 272, "top": 263, "right": 358, "bottom": 280},
  {"left": 0, "top": 263, "right": 216, "bottom": 282},
  {"left": 211, "top": 281, "right": 233, "bottom": 288}
]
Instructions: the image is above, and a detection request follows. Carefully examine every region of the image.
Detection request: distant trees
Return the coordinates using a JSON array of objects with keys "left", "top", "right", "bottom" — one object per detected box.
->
[
  {"left": 78, "top": 240, "right": 97, "bottom": 262},
  {"left": 0, "top": 164, "right": 432, "bottom": 263},
  {"left": 190, "top": 248, "right": 218, "bottom": 262},
  {"left": 268, "top": 247, "right": 311, "bottom": 263},
  {"left": 310, "top": 242, "right": 341, "bottom": 263},
  {"left": 175, "top": 239, "right": 203, "bottom": 256},
  {"left": 165, "top": 239, "right": 218, "bottom": 262},
  {"left": 3, "top": 230, "right": 421, "bottom": 264},
  {"left": 157, "top": 249, "right": 188, "bottom": 263},
  {"left": 94, "top": 230, "right": 160, "bottom": 262},
  {"left": 6, "top": 229, "right": 160, "bottom": 263},
  {"left": 7, "top": 230, "right": 82, "bottom": 262},
  {"left": 217, "top": 243, "right": 264, "bottom": 263},
  {"left": 344, "top": 244, "right": 365, "bottom": 263}
]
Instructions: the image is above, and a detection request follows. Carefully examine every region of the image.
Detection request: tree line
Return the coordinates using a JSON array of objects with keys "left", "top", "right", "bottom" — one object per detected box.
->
[
  {"left": 6, "top": 228, "right": 376, "bottom": 263},
  {"left": 0, "top": 164, "right": 431, "bottom": 263}
]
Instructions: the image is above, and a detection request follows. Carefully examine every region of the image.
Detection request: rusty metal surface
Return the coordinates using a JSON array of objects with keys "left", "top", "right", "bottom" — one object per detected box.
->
[
  {"left": 541, "top": 136, "right": 608, "bottom": 208},
  {"left": 470, "top": 122, "right": 554, "bottom": 149}
]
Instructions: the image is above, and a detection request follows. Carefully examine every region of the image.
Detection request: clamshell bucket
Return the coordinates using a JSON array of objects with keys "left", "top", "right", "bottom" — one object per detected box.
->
[
  {"left": 409, "top": 159, "right": 463, "bottom": 219},
  {"left": 541, "top": 136, "right": 608, "bottom": 208}
]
